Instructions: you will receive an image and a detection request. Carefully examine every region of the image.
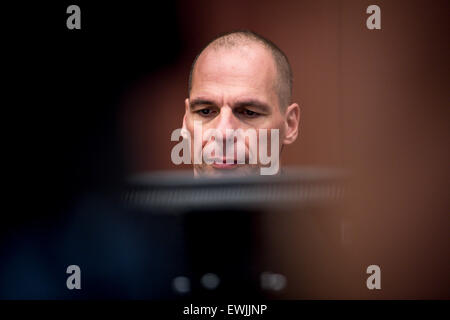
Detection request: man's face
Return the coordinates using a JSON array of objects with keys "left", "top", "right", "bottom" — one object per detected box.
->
[{"left": 184, "top": 44, "right": 289, "bottom": 177}]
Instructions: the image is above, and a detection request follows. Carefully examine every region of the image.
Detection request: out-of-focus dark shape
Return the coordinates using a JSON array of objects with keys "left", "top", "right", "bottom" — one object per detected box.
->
[{"left": 121, "top": 167, "right": 348, "bottom": 299}]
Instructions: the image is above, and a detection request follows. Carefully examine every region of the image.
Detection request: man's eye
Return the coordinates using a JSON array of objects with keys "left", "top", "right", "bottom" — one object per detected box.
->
[
  {"left": 197, "top": 108, "right": 215, "bottom": 116},
  {"left": 239, "top": 109, "right": 260, "bottom": 118}
]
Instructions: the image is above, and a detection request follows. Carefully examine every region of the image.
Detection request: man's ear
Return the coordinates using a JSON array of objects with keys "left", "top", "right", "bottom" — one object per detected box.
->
[{"left": 283, "top": 102, "right": 300, "bottom": 145}]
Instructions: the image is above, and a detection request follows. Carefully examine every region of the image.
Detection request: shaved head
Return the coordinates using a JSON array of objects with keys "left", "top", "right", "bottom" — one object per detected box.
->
[{"left": 188, "top": 30, "right": 293, "bottom": 109}]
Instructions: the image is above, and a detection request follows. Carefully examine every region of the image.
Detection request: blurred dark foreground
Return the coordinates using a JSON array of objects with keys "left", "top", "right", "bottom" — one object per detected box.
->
[{"left": 1, "top": 168, "right": 352, "bottom": 299}]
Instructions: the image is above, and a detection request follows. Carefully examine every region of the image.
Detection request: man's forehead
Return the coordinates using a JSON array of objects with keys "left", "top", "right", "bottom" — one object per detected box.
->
[{"left": 192, "top": 44, "right": 278, "bottom": 92}]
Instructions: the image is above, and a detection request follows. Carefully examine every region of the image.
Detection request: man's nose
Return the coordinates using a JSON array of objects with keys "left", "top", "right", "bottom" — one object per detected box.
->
[{"left": 214, "top": 106, "right": 239, "bottom": 134}]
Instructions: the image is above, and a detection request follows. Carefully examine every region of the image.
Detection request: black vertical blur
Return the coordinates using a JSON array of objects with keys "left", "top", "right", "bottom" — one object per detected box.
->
[
  {"left": 4, "top": 1, "right": 182, "bottom": 232},
  {"left": 2, "top": 2, "right": 184, "bottom": 298}
]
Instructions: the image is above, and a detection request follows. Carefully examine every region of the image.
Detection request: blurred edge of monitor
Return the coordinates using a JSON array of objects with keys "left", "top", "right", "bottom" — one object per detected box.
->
[{"left": 122, "top": 166, "right": 349, "bottom": 212}]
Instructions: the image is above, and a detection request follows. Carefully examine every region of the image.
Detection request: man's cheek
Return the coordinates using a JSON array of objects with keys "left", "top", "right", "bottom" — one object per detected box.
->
[
  {"left": 182, "top": 120, "right": 196, "bottom": 163},
  {"left": 184, "top": 116, "right": 194, "bottom": 132}
]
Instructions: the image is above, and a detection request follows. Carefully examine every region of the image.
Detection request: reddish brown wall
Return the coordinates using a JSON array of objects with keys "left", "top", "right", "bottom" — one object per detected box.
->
[{"left": 119, "top": 0, "right": 449, "bottom": 298}]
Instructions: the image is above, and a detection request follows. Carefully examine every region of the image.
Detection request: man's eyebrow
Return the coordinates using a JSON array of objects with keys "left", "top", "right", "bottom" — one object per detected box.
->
[
  {"left": 189, "top": 98, "right": 272, "bottom": 112},
  {"left": 189, "top": 98, "right": 216, "bottom": 109},
  {"left": 234, "top": 99, "right": 271, "bottom": 112}
]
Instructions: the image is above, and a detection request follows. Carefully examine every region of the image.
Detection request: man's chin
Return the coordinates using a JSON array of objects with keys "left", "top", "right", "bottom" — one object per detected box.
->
[{"left": 193, "top": 164, "right": 261, "bottom": 178}]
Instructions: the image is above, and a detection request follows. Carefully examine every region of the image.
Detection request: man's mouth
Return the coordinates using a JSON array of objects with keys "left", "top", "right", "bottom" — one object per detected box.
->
[{"left": 211, "top": 158, "right": 239, "bottom": 169}]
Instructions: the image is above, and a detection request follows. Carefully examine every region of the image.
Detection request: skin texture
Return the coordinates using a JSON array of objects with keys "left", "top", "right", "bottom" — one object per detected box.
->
[{"left": 183, "top": 42, "right": 300, "bottom": 177}]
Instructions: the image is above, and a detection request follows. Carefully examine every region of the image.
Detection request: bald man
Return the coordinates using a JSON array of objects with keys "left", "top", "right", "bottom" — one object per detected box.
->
[{"left": 181, "top": 30, "right": 300, "bottom": 177}]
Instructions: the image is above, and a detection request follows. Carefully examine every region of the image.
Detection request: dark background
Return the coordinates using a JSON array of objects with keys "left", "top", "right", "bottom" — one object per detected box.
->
[
  {"left": 5, "top": 1, "right": 183, "bottom": 229},
  {"left": 3, "top": 1, "right": 187, "bottom": 299}
]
